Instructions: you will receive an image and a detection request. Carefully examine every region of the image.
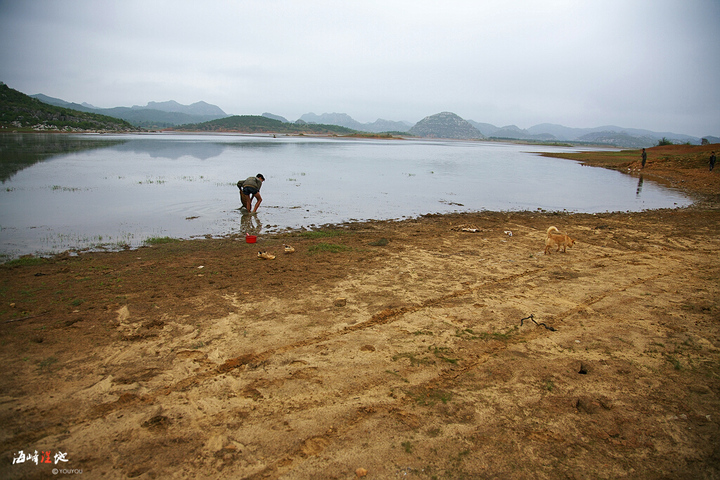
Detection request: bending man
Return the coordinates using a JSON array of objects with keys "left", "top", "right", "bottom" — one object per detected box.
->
[{"left": 237, "top": 173, "right": 265, "bottom": 213}]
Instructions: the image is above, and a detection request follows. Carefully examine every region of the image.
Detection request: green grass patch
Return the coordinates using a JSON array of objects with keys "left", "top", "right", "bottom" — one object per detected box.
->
[
  {"left": 430, "top": 346, "right": 458, "bottom": 364},
  {"left": 412, "top": 330, "right": 434, "bottom": 336},
  {"left": 307, "top": 242, "right": 351, "bottom": 254},
  {"left": 3, "top": 256, "right": 48, "bottom": 267},
  {"left": 299, "top": 230, "right": 345, "bottom": 239},
  {"left": 144, "top": 236, "right": 180, "bottom": 246}
]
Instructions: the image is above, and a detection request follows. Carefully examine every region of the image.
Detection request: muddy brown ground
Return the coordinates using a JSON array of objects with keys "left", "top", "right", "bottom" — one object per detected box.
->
[{"left": 1, "top": 144, "right": 719, "bottom": 479}]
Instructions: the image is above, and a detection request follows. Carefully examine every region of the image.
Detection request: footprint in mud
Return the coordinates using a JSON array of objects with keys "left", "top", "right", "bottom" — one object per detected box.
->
[{"left": 299, "top": 436, "right": 330, "bottom": 457}]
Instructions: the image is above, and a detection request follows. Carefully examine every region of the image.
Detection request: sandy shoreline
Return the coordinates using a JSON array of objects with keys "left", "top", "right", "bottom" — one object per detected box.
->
[{"left": 1, "top": 145, "right": 719, "bottom": 479}]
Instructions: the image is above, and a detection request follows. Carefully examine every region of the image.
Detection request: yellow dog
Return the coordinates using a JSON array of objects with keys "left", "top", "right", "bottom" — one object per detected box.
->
[{"left": 544, "top": 226, "right": 575, "bottom": 254}]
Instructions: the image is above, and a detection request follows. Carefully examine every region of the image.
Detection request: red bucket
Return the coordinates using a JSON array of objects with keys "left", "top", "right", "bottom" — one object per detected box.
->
[{"left": 245, "top": 234, "right": 257, "bottom": 244}]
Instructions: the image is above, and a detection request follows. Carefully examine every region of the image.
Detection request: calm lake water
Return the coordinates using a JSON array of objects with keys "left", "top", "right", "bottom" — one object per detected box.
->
[{"left": 0, "top": 132, "right": 691, "bottom": 259}]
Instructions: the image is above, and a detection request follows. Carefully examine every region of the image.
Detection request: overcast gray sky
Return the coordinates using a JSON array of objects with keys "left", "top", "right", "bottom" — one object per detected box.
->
[{"left": 1, "top": 0, "right": 718, "bottom": 137}]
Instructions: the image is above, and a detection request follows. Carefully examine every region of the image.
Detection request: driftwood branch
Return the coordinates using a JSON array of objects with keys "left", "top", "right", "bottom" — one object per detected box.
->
[
  {"left": 4, "top": 312, "right": 47, "bottom": 323},
  {"left": 520, "top": 314, "right": 556, "bottom": 331}
]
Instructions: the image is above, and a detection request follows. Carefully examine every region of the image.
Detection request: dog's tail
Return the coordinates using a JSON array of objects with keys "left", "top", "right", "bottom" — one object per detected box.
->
[{"left": 547, "top": 226, "right": 560, "bottom": 235}]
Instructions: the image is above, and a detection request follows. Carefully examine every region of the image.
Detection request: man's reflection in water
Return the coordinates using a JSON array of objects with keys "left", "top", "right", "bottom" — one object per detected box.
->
[
  {"left": 240, "top": 212, "right": 262, "bottom": 236},
  {"left": 636, "top": 175, "right": 644, "bottom": 197}
]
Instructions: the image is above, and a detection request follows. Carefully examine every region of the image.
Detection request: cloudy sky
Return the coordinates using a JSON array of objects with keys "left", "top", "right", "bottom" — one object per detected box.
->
[{"left": 1, "top": 0, "right": 718, "bottom": 137}]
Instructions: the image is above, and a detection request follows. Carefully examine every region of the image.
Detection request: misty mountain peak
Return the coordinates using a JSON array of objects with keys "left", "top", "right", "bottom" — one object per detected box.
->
[
  {"left": 500, "top": 125, "right": 522, "bottom": 132},
  {"left": 298, "top": 112, "right": 412, "bottom": 133},
  {"left": 409, "top": 112, "right": 484, "bottom": 140}
]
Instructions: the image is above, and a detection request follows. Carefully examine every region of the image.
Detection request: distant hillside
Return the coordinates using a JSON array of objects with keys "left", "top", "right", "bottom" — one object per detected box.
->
[
  {"left": 301, "top": 112, "right": 363, "bottom": 130},
  {"left": 368, "top": 118, "right": 413, "bottom": 133},
  {"left": 466, "top": 120, "right": 501, "bottom": 137},
  {"left": 31, "top": 94, "right": 228, "bottom": 128},
  {"left": 262, "top": 112, "right": 289, "bottom": 123},
  {"left": 472, "top": 123, "right": 556, "bottom": 141},
  {"left": 137, "top": 100, "right": 226, "bottom": 117},
  {"left": 173, "top": 115, "right": 358, "bottom": 135},
  {"left": 31, "top": 93, "right": 98, "bottom": 113},
  {"left": 1, "top": 83, "right": 136, "bottom": 132},
  {"left": 93, "top": 107, "right": 224, "bottom": 129},
  {"left": 525, "top": 123, "right": 702, "bottom": 145},
  {"left": 300, "top": 112, "right": 412, "bottom": 133},
  {"left": 575, "top": 131, "right": 657, "bottom": 149},
  {"left": 465, "top": 120, "right": 709, "bottom": 148},
  {"left": 409, "top": 112, "right": 484, "bottom": 140}
]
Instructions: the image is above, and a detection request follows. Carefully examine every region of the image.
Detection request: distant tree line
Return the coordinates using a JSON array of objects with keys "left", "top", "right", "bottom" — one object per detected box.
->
[{"left": 173, "top": 115, "right": 358, "bottom": 135}]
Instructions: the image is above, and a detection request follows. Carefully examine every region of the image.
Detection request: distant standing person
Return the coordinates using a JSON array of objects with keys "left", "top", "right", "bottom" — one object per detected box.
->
[
  {"left": 710, "top": 151, "right": 716, "bottom": 172},
  {"left": 641, "top": 148, "right": 647, "bottom": 168},
  {"left": 237, "top": 173, "right": 265, "bottom": 213}
]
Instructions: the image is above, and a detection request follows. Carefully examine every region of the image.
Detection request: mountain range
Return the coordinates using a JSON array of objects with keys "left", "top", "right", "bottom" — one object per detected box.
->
[
  {"left": 267, "top": 111, "right": 714, "bottom": 148},
  {"left": 31, "top": 94, "right": 228, "bottom": 128},
  {"left": 25, "top": 89, "right": 720, "bottom": 147},
  {"left": 469, "top": 121, "right": 705, "bottom": 146},
  {"left": 295, "top": 112, "right": 413, "bottom": 134}
]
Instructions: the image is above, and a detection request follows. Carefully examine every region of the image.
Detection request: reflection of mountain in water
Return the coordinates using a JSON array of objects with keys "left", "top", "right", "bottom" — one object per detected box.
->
[
  {"left": 1, "top": 135, "right": 293, "bottom": 181},
  {"left": 0, "top": 134, "right": 126, "bottom": 182},
  {"left": 110, "top": 138, "right": 287, "bottom": 160},
  {"left": 111, "top": 139, "right": 226, "bottom": 160}
]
